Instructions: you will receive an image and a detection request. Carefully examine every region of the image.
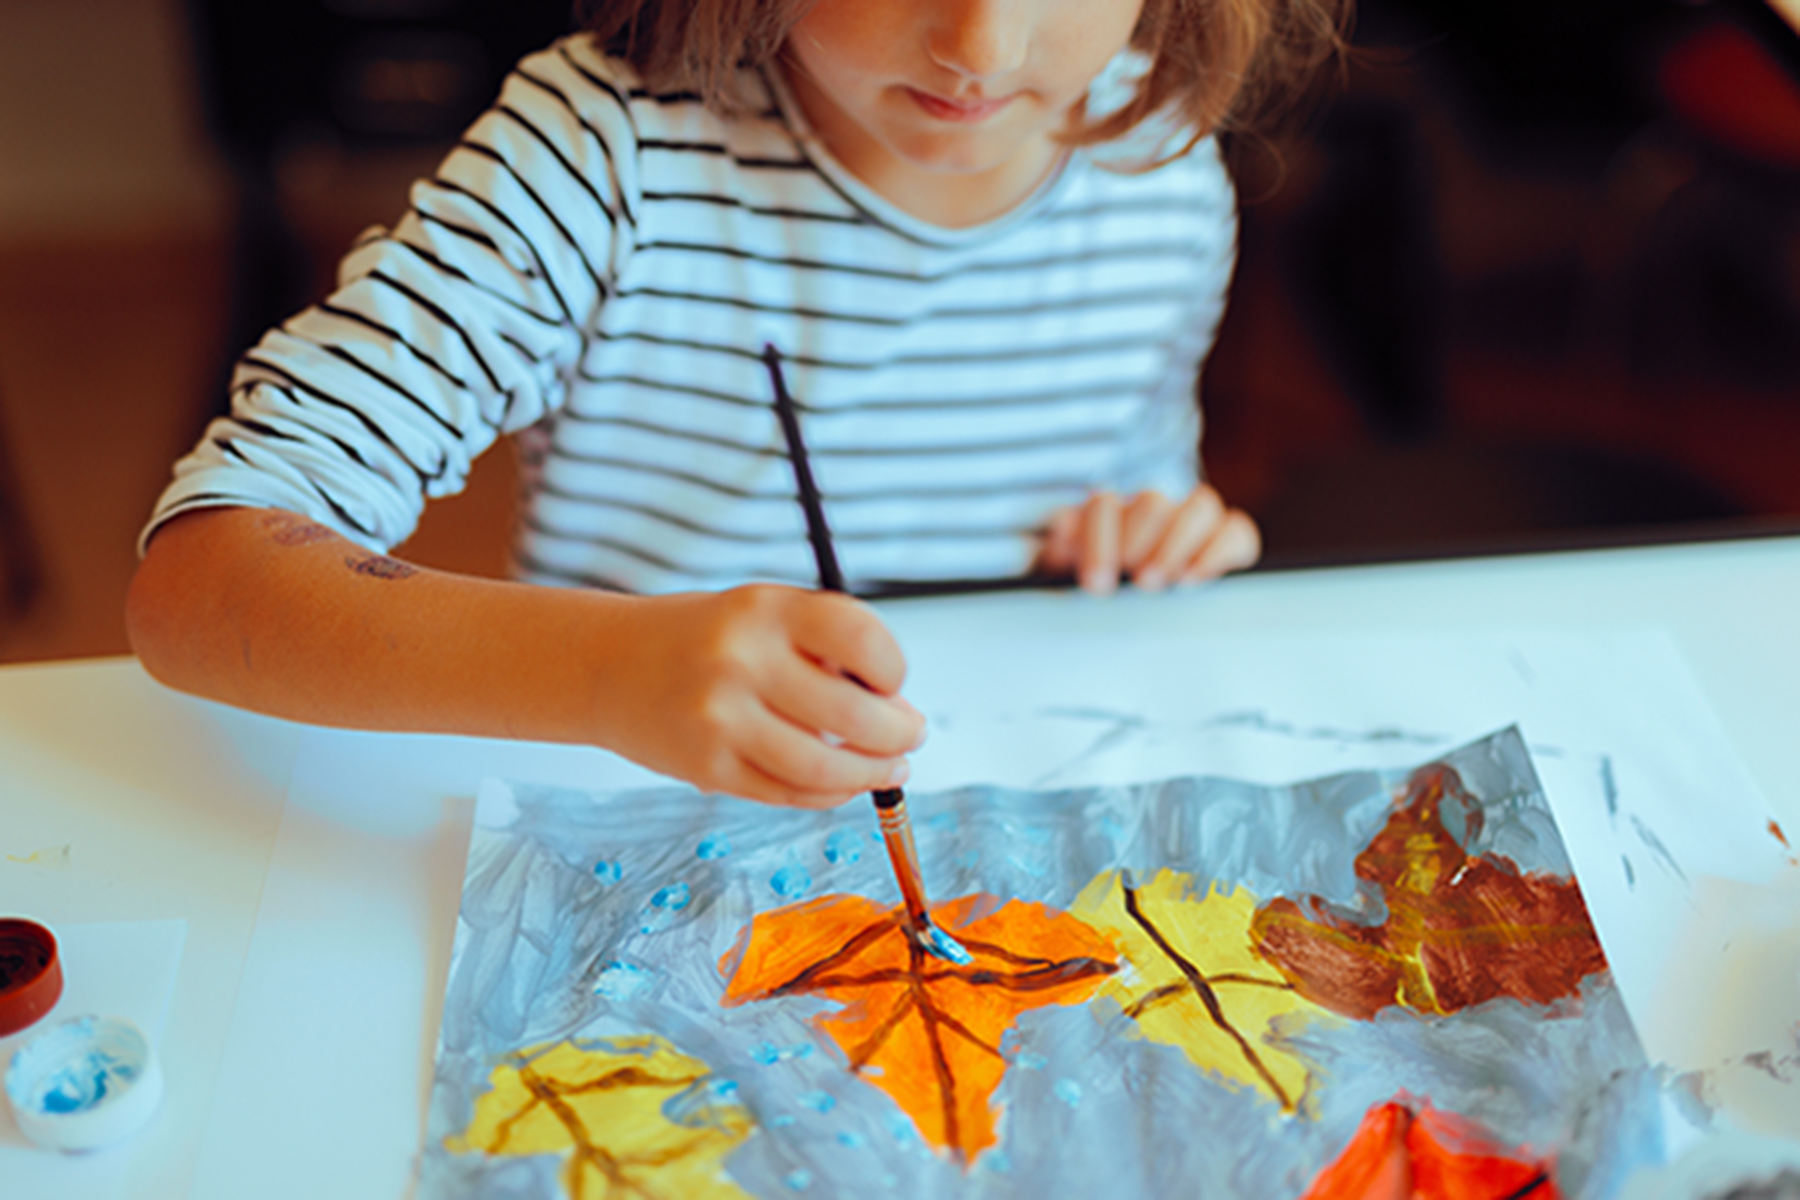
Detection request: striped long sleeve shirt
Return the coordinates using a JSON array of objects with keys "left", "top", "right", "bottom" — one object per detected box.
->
[{"left": 146, "top": 38, "right": 1238, "bottom": 594}]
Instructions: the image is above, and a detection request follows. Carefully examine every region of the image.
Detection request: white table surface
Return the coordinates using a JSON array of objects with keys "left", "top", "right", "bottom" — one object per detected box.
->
[{"left": 2, "top": 534, "right": 1797, "bottom": 1198}]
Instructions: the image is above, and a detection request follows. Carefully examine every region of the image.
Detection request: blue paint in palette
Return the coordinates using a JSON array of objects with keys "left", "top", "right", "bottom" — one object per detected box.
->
[
  {"left": 784, "top": 1168, "right": 814, "bottom": 1191},
  {"left": 1053, "top": 1078, "right": 1084, "bottom": 1108},
  {"left": 696, "top": 835, "right": 732, "bottom": 860},
  {"left": 797, "top": 1089, "right": 836, "bottom": 1113},
  {"left": 40, "top": 1051, "right": 135, "bottom": 1114},
  {"left": 592, "top": 861, "right": 622, "bottom": 884}
]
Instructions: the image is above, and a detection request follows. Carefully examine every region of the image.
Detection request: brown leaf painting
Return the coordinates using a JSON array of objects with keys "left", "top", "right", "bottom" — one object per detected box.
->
[
  {"left": 1300, "top": 1099, "right": 1561, "bottom": 1200},
  {"left": 1251, "top": 763, "right": 1609, "bottom": 1019},
  {"left": 1069, "top": 868, "right": 1336, "bottom": 1113},
  {"left": 445, "top": 1035, "right": 753, "bottom": 1199},
  {"left": 719, "top": 893, "right": 1118, "bottom": 1162}
]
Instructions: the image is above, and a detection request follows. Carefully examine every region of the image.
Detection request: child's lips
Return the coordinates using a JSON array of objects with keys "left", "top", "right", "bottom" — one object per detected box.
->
[{"left": 906, "top": 87, "right": 1015, "bottom": 123}]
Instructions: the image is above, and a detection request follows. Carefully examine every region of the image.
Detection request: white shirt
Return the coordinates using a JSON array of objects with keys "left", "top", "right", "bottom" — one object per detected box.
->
[{"left": 146, "top": 38, "right": 1238, "bottom": 594}]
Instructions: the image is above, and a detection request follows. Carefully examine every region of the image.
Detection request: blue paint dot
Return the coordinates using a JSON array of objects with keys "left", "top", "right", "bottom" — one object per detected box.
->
[
  {"left": 770, "top": 864, "right": 812, "bottom": 899},
  {"left": 836, "top": 1130, "right": 866, "bottom": 1149},
  {"left": 784, "top": 1168, "right": 814, "bottom": 1191},
  {"left": 1014, "top": 1051, "right": 1048, "bottom": 1071},
  {"left": 751, "top": 1041, "right": 813, "bottom": 1065},
  {"left": 697, "top": 835, "right": 731, "bottom": 860},
  {"left": 592, "top": 961, "right": 651, "bottom": 1000},
  {"left": 885, "top": 1112, "right": 920, "bottom": 1147},
  {"left": 709, "top": 1079, "right": 740, "bottom": 1100},
  {"left": 593, "top": 861, "right": 622, "bottom": 884},
  {"left": 651, "top": 882, "right": 692, "bottom": 911},
  {"left": 1053, "top": 1078, "right": 1083, "bottom": 1108},
  {"left": 770, "top": 1113, "right": 797, "bottom": 1128},
  {"left": 824, "top": 829, "right": 863, "bottom": 865},
  {"left": 798, "top": 1090, "right": 836, "bottom": 1113}
]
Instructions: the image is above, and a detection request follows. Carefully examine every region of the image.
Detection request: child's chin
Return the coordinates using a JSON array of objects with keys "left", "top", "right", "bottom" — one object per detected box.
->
[{"left": 892, "top": 129, "right": 1034, "bottom": 178}]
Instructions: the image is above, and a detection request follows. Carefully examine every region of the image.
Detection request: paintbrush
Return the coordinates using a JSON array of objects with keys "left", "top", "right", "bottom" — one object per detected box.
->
[{"left": 762, "top": 344, "right": 972, "bottom": 967}]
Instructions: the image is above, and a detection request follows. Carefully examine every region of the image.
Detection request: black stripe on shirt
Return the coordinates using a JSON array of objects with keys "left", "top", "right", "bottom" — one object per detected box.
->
[
  {"left": 572, "top": 369, "right": 1149, "bottom": 417},
  {"left": 532, "top": 482, "right": 1046, "bottom": 546},
  {"left": 284, "top": 328, "right": 472, "bottom": 442},
  {"left": 604, "top": 282, "right": 1193, "bottom": 330},
  {"left": 237, "top": 360, "right": 442, "bottom": 485},
  {"left": 417, "top": 177, "right": 577, "bottom": 323},
  {"left": 315, "top": 301, "right": 475, "bottom": 397},
  {"left": 588, "top": 325, "right": 1168, "bottom": 370},
  {"left": 638, "top": 189, "right": 867, "bottom": 228},
  {"left": 363, "top": 269, "right": 506, "bottom": 394},
  {"left": 554, "top": 408, "right": 1124, "bottom": 459},
  {"left": 451, "top": 138, "right": 611, "bottom": 304},
  {"left": 536, "top": 444, "right": 1095, "bottom": 504},
  {"left": 631, "top": 236, "right": 1207, "bottom": 284}
]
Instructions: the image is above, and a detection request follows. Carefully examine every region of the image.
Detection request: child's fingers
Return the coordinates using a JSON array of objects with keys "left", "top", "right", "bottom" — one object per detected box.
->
[
  {"left": 735, "top": 706, "right": 910, "bottom": 806},
  {"left": 1118, "top": 491, "right": 1176, "bottom": 576},
  {"left": 764, "top": 655, "right": 925, "bottom": 757},
  {"left": 717, "top": 754, "right": 871, "bottom": 810},
  {"left": 1134, "top": 486, "right": 1225, "bottom": 591},
  {"left": 1078, "top": 490, "right": 1123, "bottom": 594},
  {"left": 787, "top": 590, "right": 909, "bottom": 696},
  {"left": 1180, "top": 508, "right": 1263, "bottom": 582},
  {"left": 1037, "top": 504, "right": 1082, "bottom": 575}
]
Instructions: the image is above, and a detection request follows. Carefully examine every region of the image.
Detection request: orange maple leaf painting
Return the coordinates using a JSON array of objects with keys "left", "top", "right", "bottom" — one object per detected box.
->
[
  {"left": 719, "top": 893, "right": 1118, "bottom": 1162},
  {"left": 1301, "top": 1100, "right": 1561, "bottom": 1200},
  {"left": 1251, "top": 764, "right": 1609, "bottom": 1019}
]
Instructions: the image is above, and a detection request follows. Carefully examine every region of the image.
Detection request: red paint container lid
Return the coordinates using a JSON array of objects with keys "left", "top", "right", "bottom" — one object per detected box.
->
[{"left": 0, "top": 919, "right": 63, "bottom": 1037}]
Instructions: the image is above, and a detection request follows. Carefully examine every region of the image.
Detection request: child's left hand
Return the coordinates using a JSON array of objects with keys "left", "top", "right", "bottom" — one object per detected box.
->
[{"left": 1037, "top": 485, "right": 1261, "bottom": 595}]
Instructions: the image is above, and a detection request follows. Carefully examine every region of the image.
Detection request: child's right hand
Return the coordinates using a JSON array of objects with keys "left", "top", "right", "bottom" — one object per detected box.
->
[{"left": 600, "top": 585, "right": 926, "bottom": 810}]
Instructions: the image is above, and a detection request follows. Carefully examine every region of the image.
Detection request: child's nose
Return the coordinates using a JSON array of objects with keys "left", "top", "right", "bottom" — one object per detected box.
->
[{"left": 925, "top": 0, "right": 1030, "bottom": 83}]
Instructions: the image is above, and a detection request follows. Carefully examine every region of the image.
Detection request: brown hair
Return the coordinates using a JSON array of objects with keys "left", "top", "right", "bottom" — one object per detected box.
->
[{"left": 574, "top": 0, "right": 1350, "bottom": 161}]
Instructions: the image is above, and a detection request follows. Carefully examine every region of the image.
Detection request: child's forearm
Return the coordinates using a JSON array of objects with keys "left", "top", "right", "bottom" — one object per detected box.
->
[
  {"left": 126, "top": 507, "right": 924, "bottom": 807},
  {"left": 127, "top": 507, "right": 637, "bottom": 744}
]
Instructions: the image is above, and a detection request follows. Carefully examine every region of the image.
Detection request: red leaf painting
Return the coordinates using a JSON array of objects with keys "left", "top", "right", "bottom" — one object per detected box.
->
[
  {"left": 1250, "top": 764, "right": 1609, "bottom": 1019},
  {"left": 719, "top": 893, "right": 1118, "bottom": 1162},
  {"left": 1301, "top": 1100, "right": 1562, "bottom": 1200}
]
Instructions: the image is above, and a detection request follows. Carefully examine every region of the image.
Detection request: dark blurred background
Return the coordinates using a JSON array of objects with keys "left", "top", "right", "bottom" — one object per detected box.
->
[{"left": 0, "top": 0, "right": 1796, "bottom": 660}]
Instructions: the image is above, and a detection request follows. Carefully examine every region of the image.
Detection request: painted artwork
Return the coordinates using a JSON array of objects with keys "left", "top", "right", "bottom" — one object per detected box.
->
[{"left": 419, "top": 728, "right": 1669, "bottom": 1198}]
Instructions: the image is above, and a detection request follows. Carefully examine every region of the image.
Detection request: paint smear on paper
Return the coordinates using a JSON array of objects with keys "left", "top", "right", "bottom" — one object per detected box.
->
[
  {"left": 445, "top": 1035, "right": 753, "bottom": 1199},
  {"left": 1301, "top": 1099, "right": 1561, "bottom": 1199},
  {"left": 5, "top": 845, "right": 70, "bottom": 869},
  {"left": 1252, "top": 763, "right": 1609, "bottom": 1018},
  {"left": 1070, "top": 868, "right": 1334, "bottom": 1113},
  {"left": 720, "top": 893, "right": 1117, "bottom": 1163}
]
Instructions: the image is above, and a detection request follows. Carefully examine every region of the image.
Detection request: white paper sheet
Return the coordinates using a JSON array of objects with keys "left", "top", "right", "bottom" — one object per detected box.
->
[
  {"left": 200, "top": 625, "right": 1798, "bottom": 1198},
  {"left": 0, "top": 919, "right": 187, "bottom": 1199}
]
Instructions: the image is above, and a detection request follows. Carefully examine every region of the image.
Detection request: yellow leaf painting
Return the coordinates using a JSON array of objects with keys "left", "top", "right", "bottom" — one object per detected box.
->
[
  {"left": 445, "top": 1034, "right": 753, "bottom": 1200},
  {"left": 1070, "top": 869, "right": 1334, "bottom": 1114}
]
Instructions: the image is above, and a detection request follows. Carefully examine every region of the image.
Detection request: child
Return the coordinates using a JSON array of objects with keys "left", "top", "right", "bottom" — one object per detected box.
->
[{"left": 128, "top": 0, "right": 1345, "bottom": 809}]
